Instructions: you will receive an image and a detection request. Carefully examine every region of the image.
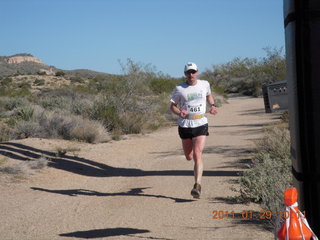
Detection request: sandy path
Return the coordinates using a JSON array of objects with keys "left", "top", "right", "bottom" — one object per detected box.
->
[{"left": 0, "top": 96, "right": 280, "bottom": 240}]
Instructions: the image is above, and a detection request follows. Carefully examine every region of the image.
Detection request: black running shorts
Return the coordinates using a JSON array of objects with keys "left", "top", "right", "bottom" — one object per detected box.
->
[{"left": 178, "top": 124, "right": 209, "bottom": 139}]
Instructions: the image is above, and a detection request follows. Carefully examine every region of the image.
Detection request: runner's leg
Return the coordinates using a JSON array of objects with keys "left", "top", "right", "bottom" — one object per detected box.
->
[
  {"left": 182, "top": 139, "right": 193, "bottom": 160},
  {"left": 192, "top": 135, "right": 206, "bottom": 183}
]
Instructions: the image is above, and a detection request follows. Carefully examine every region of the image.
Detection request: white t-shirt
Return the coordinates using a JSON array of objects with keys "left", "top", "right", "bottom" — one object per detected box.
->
[{"left": 170, "top": 80, "right": 211, "bottom": 128}]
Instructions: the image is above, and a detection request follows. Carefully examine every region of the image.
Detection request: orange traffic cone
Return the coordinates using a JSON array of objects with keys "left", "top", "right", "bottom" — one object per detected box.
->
[{"left": 277, "top": 187, "right": 318, "bottom": 240}]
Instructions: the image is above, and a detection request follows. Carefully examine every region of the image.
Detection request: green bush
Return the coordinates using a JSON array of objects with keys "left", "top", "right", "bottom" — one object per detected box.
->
[
  {"left": 16, "top": 106, "right": 35, "bottom": 121},
  {"left": 55, "top": 71, "right": 65, "bottom": 77},
  {"left": 0, "top": 77, "right": 13, "bottom": 87},
  {"left": 201, "top": 47, "right": 286, "bottom": 97},
  {"left": 149, "top": 78, "right": 179, "bottom": 94},
  {"left": 0, "top": 86, "right": 32, "bottom": 97},
  {"left": 89, "top": 96, "right": 121, "bottom": 131}
]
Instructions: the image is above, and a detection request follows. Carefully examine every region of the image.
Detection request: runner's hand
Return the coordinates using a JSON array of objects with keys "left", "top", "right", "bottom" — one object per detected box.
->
[
  {"left": 210, "top": 106, "right": 218, "bottom": 115},
  {"left": 179, "top": 109, "right": 188, "bottom": 118}
]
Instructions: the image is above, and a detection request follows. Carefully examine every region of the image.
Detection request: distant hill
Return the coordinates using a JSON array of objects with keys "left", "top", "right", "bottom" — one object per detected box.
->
[
  {"left": 0, "top": 54, "right": 48, "bottom": 76},
  {"left": 0, "top": 53, "right": 112, "bottom": 79}
]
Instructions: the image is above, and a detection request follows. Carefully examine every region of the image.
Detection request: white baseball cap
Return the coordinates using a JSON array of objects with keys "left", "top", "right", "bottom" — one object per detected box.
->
[{"left": 184, "top": 62, "right": 198, "bottom": 72}]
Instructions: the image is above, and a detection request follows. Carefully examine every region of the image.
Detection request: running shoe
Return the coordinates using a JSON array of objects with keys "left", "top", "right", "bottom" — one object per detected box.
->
[{"left": 191, "top": 183, "right": 201, "bottom": 198}]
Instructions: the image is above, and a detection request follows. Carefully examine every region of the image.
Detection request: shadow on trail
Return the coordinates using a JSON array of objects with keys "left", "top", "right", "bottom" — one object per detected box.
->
[
  {"left": 238, "top": 108, "right": 266, "bottom": 116},
  {"left": 203, "top": 145, "right": 254, "bottom": 157},
  {"left": 211, "top": 123, "right": 266, "bottom": 128},
  {"left": 31, "top": 187, "right": 195, "bottom": 203},
  {"left": 60, "top": 227, "right": 150, "bottom": 239},
  {"left": 210, "top": 123, "right": 266, "bottom": 138},
  {"left": 0, "top": 142, "right": 241, "bottom": 177}
]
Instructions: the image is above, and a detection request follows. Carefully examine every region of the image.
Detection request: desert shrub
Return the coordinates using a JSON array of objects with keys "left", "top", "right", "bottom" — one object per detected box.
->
[
  {"left": 11, "top": 108, "right": 110, "bottom": 143},
  {"left": 37, "top": 71, "right": 47, "bottom": 76},
  {"left": 149, "top": 77, "right": 180, "bottom": 94},
  {"left": 201, "top": 47, "right": 286, "bottom": 97},
  {"left": 89, "top": 93, "right": 165, "bottom": 135},
  {"left": 70, "top": 76, "right": 85, "bottom": 83},
  {"left": 41, "top": 111, "right": 109, "bottom": 143},
  {"left": 55, "top": 71, "right": 65, "bottom": 76},
  {"left": 89, "top": 96, "right": 121, "bottom": 131},
  {"left": 254, "top": 127, "right": 290, "bottom": 163},
  {"left": 27, "top": 156, "right": 49, "bottom": 169},
  {"left": 118, "top": 111, "right": 144, "bottom": 134},
  {"left": 45, "top": 87, "right": 80, "bottom": 98},
  {"left": 212, "top": 85, "right": 228, "bottom": 99},
  {"left": 14, "top": 121, "right": 43, "bottom": 138},
  {"left": 0, "top": 97, "right": 30, "bottom": 111},
  {"left": 39, "top": 96, "right": 72, "bottom": 111},
  {"left": 16, "top": 106, "right": 35, "bottom": 121},
  {"left": 0, "top": 77, "right": 13, "bottom": 87},
  {"left": 55, "top": 147, "right": 80, "bottom": 157},
  {"left": 37, "top": 88, "right": 93, "bottom": 114},
  {"left": 0, "top": 122, "right": 13, "bottom": 142},
  {"left": 239, "top": 127, "right": 292, "bottom": 222},
  {"left": 33, "top": 79, "right": 45, "bottom": 86},
  {"left": 68, "top": 118, "right": 110, "bottom": 143},
  {"left": 0, "top": 86, "right": 32, "bottom": 97},
  {"left": 70, "top": 98, "right": 93, "bottom": 116},
  {"left": 87, "top": 59, "right": 165, "bottom": 135},
  {"left": 17, "top": 81, "right": 31, "bottom": 89}
]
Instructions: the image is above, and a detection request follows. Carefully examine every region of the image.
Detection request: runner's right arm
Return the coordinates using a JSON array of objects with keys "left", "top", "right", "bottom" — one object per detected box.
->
[{"left": 170, "top": 103, "right": 188, "bottom": 118}]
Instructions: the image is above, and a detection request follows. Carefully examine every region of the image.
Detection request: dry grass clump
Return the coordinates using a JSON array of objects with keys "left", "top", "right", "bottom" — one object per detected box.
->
[
  {"left": 55, "top": 147, "right": 80, "bottom": 157},
  {"left": 0, "top": 156, "right": 48, "bottom": 175},
  {"left": 14, "top": 111, "right": 110, "bottom": 143},
  {"left": 14, "top": 121, "right": 42, "bottom": 138},
  {"left": 68, "top": 117, "right": 110, "bottom": 143}
]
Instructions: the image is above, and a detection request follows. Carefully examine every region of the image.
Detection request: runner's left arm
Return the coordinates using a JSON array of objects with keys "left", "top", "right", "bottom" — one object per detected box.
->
[{"left": 206, "top": 94, "right": 218, "bottom": 115}]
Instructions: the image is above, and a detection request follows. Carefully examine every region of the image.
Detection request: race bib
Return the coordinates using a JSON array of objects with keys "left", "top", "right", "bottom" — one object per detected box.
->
[{"left": 187, "top": 103, "right": 205, "bottom": 119}]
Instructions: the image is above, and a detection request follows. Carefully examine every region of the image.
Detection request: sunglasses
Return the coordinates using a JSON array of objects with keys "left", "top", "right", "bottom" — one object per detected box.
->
[{"left": 186, "top": 70, "right": 197, "bottom": 74}]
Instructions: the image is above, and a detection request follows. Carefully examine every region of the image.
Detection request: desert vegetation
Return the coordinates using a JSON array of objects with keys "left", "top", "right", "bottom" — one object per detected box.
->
[
  {"left": 0, "top": 48, "right": 286, "bottom": 143},
  {"left": 0, "top": 58, "right": 182, "bottom": 143},
  {"left": 201, "top": 47, "right": 286, "bottom": 97},
  {"left": 238, "top": 111, "right": 291, "bottom": 226}
]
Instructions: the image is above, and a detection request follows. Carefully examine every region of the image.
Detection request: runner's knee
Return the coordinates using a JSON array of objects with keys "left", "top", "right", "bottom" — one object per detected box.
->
[{"left": 193, "top": 150, "right": 202, "bottom": 160}]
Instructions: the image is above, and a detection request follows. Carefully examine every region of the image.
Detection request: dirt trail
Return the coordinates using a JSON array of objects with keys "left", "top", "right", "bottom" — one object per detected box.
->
[{"left": 0, "top": 96, "right": 280, "bottom": 240}]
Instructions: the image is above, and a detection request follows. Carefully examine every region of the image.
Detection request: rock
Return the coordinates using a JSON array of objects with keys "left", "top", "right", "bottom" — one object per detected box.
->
[{"left": 5, "top": 55, "right": 43, "bottom": 65}]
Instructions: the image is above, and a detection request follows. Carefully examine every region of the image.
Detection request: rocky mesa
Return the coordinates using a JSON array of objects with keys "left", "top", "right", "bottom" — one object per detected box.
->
[{"left": 4, "top": 54, "right": 44, "bottom": 64}]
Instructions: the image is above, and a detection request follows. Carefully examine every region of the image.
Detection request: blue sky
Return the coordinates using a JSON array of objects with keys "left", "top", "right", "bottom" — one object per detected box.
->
[{"left": 0, "top": 0, "right": 285, "bottom": 78}]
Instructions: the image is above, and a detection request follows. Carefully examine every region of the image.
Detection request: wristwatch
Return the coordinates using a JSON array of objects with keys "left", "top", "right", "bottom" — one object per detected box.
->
[{"left": 211, "top": 104, "right": 216, "bottom": 107}]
